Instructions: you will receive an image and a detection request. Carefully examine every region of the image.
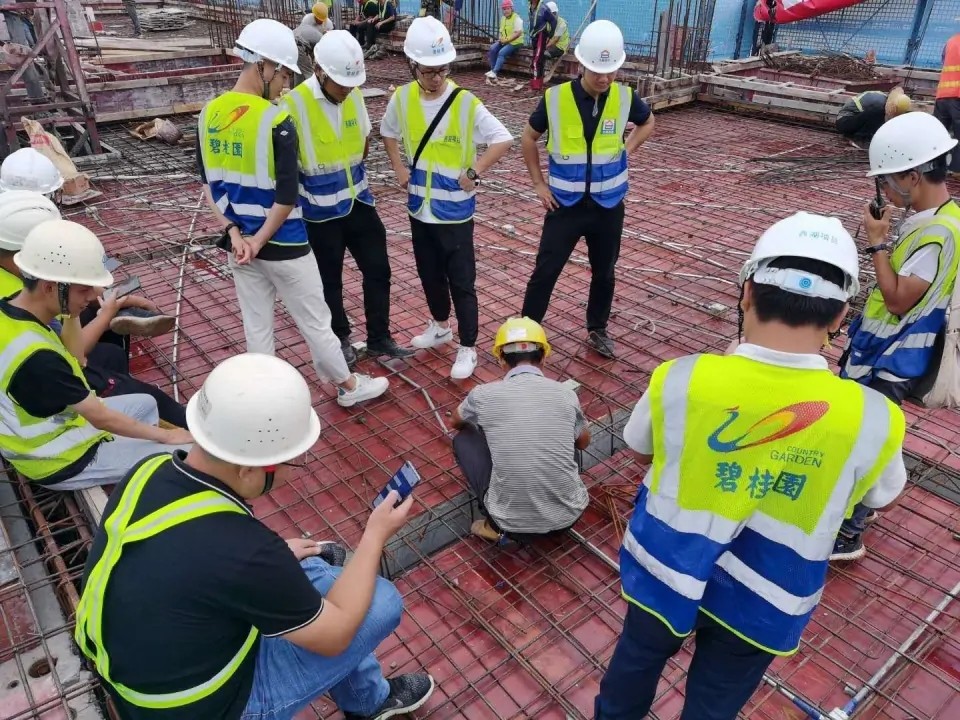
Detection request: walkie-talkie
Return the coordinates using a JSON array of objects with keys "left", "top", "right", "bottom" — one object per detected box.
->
[{"left": 869, "top": 177, "right": 886, "bottom": 220}]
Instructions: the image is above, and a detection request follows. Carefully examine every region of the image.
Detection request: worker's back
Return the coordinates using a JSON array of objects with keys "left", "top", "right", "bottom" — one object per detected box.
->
[
  {"left": 622, "top": 349, "right": 904, "bottom": 655},
  {"left": 938, "top": 33, "right": 960, "bottom": 99}
]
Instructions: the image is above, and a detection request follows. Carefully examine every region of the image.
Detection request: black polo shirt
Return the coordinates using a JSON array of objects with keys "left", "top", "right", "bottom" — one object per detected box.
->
[
  {"left": 79, "top": 451, "right": 324, "bottom": 720},
  {"left": 528, "top": 79, "right": 652, "bottom": 202}
]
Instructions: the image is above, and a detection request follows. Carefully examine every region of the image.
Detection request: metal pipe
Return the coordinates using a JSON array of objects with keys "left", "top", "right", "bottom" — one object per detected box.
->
[{"left": 828, "top": 577, "right": 960, "bottom": 720}]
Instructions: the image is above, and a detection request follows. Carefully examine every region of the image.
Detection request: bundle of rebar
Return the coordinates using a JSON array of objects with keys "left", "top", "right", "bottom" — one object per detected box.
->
[
  {"left": 763, "top": 52, "right": 881, "bottom": 81},
  {"left": 140, "top": 9, "right": 191, "bottom": 33}
]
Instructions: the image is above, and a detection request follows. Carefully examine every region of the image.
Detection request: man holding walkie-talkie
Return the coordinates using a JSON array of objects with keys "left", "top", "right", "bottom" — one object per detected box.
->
[{"left": 835, "top": 111, "right": 960, "bottom": 562}]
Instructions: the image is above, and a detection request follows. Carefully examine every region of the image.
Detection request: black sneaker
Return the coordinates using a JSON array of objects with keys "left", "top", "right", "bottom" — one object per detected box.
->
[
  {"left": 316, "top": 541, "right": 347, "bottom": 567},
  {"left": 344, "top": 674, "right": 435, "bottom": 720},
  {"left": 341, "top": 337, "right": 358, "bottom": 368},
  {"left": 366, "top": 336, "right": 416, "bottom": 359},
  {"left": 109, "top": 308, "right": 176, "bottom": 337},
  {"left": 587, "top": 329, "right": 616, "bottom": 359},
  {"left": 829, "top": 533, "right": 865, "bottom": 562}
]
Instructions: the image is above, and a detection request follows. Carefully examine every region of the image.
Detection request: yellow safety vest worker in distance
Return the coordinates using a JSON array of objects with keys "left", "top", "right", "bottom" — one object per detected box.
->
[{"left": 75, "top": 454, "right": 257, "bottom": 709}]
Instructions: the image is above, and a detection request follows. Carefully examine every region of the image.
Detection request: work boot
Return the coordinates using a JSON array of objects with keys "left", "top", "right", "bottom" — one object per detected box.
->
[
  {"left": 470, "top": 519, "right": 503, "bottom": 543},
  {"left": 363, "top": 43, "right": 378, "bottom": 59},
  {"left": 337, "top": 373, "right": 389, "bottom": 407},
  {"left": 109, "top": 308, "right": 176, "bottom": 337},
  {"left": 340, "top": 337, "right": 358, "bottom": 368},
  {"left": 316, "top": 541, "right": 347, "bottom": 567},
  {"left": 366, "top": 335, "right": 415, "bottom": 359},
  {"left": 829, "top": 532, "right": 865, "bottom": 562},
  {"left": 411, "top": 319, "right": 453, "bottom": 350},
  {"left": 343, "top": 674, "right": 435, "bottom": 720},
  {"left": 587, "top": 329, "right": 616, "bottom": 359}
]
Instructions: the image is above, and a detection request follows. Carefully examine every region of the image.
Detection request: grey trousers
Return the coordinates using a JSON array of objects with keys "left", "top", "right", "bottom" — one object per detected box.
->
[
  {"left": 229, "top": 252, "right": 352, "bottom": 385},
  {"left": 47, "top": 394, "right": 191, "bottom": 491}
]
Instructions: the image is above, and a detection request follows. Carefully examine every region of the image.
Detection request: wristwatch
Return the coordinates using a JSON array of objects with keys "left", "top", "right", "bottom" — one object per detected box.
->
[
  {"left": 865, "top": 242, "right": 892, "bottom": 255},
  {"left": 465, "top": 168, "right": 480, "bottom": 185}
]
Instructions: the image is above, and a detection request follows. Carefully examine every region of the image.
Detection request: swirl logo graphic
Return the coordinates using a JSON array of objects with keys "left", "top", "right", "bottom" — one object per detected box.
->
[
  {"left": 207, "top": 105, "right": 250, "bottom": 134},
  {"left": 707, "top": 401, "right": 829, "bottom": 453}
]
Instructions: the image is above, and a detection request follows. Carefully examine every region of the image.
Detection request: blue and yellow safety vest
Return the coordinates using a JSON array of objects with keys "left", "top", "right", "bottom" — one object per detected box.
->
[
  {"left": 198, "top": 91, "right": 306, "bottom": 246},
  {"left": 281, "top": 83, "right": 375, "bottom": 222},
  {"left": 622, "top": 353, "right": 904, "bottom": 654},
  {"left": 545, "top": 81, "right": 632, "bottom": 208}
]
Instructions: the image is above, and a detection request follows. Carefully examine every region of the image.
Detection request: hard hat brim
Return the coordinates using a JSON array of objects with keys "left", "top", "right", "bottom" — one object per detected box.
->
[
  {"left": 185, "top": 393, "right": 322, "bottom": 467},
  {"left": 865, "top": 135, "right": 958, "bottom": 177},
  {"left": 407, "top": 47, "right": 458, "bottom": 66},
  {"left": 13, "top": 253, "right": 114, "bottom": 287},
  {"left": 323, "top": 65, "right": 366, "bottom": 87}
]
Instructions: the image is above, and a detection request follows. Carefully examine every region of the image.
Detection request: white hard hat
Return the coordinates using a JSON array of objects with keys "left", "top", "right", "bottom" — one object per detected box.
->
[
  {"left": 0, "top": 191, "right": 61, "bottom": 252},
  {"left": 740, "top": 212, "right": 860, "bottom": 301},
  {"left": 404, "top": 16, "right": 457, "bottom": 67},
  {"left": 185, "top": 353, "right": 322, "bottom": 467},
  {"left": 314, "top": 30, "right": 366, "bottom": 87},
  {"left": 546, "top": 1, "right": 558, "bottom": 12},
  {"left": 15, "top": 219, "right": 114, "bottom": 287},
  {"left": 867, "top": 111, "right": 957, "bottom": 177},
  {"left": 0, "top": 148, "right": 64, "bottom": 195},
  {"left": 235, "top": 18, "right": 301, "bottom": 74},
  {"left": 574, "top": 19, "right": 625, "bottom": 74}
]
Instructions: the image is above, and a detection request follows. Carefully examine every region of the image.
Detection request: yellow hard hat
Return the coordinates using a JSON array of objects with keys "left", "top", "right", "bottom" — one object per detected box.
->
[
  {"left": 312, "top": 2, "right": 328, "bottom": 21},
  {"left": 492, "top": 317, "right": 552, "bottom": 361}
]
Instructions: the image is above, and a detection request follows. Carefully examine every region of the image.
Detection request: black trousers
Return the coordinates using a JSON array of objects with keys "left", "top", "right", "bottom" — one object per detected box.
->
[
  {"left": 452, "top": 423, "right": 574, "bottom": 543},
  {"left": 934, "top": 97, "right": 960, "bottom": 172},
  {"left": 363, "top": 17, "right": 395, "bottom": 47},
  {"left": 85, "top": 343, "right": 187, "bottom": 427},
  {"left": 307, "top": 203, "right": 392, "bottom": 343},
  {"left": 835, "top": 108, "right": 884, "bottom": 141},
  {"left": 521, "top": 199, "right": 624, "bottom": 331},
  {"left": 410, "top": 217, "right": 478, "bottom": 347},
  {"left": 80, "top": 303, "right": 130, "bottom": 357}
]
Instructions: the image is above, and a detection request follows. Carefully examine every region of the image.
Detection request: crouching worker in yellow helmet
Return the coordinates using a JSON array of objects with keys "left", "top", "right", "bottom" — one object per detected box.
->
[
  {"left": 450, "top": 317, "right": 591, "bottom": 543},
  {"left": 0, "top": 219, "right": 192, "bottom": 490},
  {"left": 596, "top": 213, "right": 908, "bottom": 720},
  {"left": 75, "top": 353, "right": 436, "bottom": 720}
]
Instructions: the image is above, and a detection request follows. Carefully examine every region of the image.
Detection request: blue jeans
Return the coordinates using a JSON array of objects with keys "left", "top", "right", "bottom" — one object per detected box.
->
[
  {"left": 241, "top": 557, "right": 403, "bottom": 720},
  {"left": 595, "top": 604, "right": 774, "bottom": 720},
  {"left": 488, "top": 41, "right": 519, "bottom": 73},
  {"left": 840, "top": 502, "right": 873, "bottom": 536}
]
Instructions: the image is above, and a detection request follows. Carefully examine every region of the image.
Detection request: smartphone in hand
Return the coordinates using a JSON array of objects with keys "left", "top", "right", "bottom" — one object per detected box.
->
[
  {"left": 373, "top": 461, "right": 421, "bottom": 508},
  {"left": 105, "top": 276, "right": 141, "bottom": 300}
]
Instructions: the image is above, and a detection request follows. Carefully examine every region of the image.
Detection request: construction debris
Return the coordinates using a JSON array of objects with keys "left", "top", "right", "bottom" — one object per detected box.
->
[
  {"left": 131, "top": 118, "right": 184, "bottom": 145},
  {"left": 762, "top": 52, "right": 882, "bottom": 81},
  {"left": 21, "top": 117, "right": 102, "bottom": 203},
  {"left": 139, "top": 9, "right": 192, "bottom": 33}
]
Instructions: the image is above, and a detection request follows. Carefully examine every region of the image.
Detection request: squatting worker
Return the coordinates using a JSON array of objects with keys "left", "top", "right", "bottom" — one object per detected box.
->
[
  {"left": 836, "top": 111, "right": 960, "bottom": 561},
  {"left": 835, "top": 86, "right": 910, "bottom": 148},
  {"left": 75, "top": 352, "right": 436, "bottom": 720},
  {"left": 520, "top": 20, "right": 654, "bottom": 359},
  {"left": 281, "top": 30, "right": 413, "bottom": 368},
  {"left": 197, "top": 18, "right": 389, "bottom": 408},
  {"left": 381, "top": 16, "right": 512, "bottom": 380},
  {"left": 0, "top": 220, "right": 192, "bottom": 490},
  {"left": 596, "top": 213, "right": 907, "bottom": 720}
]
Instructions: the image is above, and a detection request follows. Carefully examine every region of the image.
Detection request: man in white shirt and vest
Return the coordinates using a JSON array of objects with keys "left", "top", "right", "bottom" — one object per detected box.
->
[
  {"left": 281, "top": 30, "right": 413, "bottom": 368},
  {"left": 520, "top": 20, "right": 654, "bottom": 359},
  {"left": 596, "top": 213, "right": 907, "bottom": 720},
  {"left": 834, "top": 111, "right": 960, "bottom": 561},
  {"left": 382, "top": 16, "right": 513, "bottom": 380},
  {"left": 0, "top": 219, "right": 192, "bottom": 490},
  {"left": 75, "top": 353, "right": 435, "bottom": 720},
  {"left": 197, "top": 19, "right": 388, "bottom": 407}
]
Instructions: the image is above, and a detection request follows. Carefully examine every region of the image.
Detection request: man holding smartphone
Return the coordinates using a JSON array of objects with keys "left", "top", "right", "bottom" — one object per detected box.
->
[{"left": 76, "top": 353, "right": 435, "bottom": 720}]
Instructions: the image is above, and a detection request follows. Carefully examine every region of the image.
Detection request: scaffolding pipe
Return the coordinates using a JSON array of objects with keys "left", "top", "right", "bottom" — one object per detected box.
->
[{"left": 827, "top": 578, "right": 960, "bottom": 720}]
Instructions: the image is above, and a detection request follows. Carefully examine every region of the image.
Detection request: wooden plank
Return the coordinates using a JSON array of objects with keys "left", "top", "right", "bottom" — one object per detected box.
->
[
  {"left": 701, "top": 74, "right": 853, "bottom": 104},
  {"left": 710, "top": 51, "right": 800, "bottom": 75},
  {"left": 90, "top": 49, "right": 227, "bottom": 63},
  {"left": 96, "top": 100, "right": 206, "bottom": 122},
  {"left": 77, "top": 37, "right": 212, "bottom": 51}
]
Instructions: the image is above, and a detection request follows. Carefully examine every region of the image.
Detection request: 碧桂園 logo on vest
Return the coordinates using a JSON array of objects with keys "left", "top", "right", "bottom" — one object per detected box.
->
[
  {"left": 207, "top": 106, "right": 251, "bottom": 134},
  {"left": 706, "top": 401, "right": 830, "bottom": 453}
]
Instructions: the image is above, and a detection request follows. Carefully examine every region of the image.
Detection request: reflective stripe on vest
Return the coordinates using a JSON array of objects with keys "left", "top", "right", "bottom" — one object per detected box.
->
[
  {"left": 500, "top": 13, "right": 523, "bottom": 45},
  {"left": 395, "top": 81, "right": 479, "bottom": 223},
  {"left": 843, "top": 209, "right": 960, "bottom": 383},
  {"left": 198, "top": 91, "right": 306, "bottom": 245},
  {"left": 74, "top": 454, "right": 256, "bottom": 709},
  {"left": 852, "top": 90, "right": 885, "bottom": 113},
  {"left": 620, "top": 353, "right": 904, "bottom": 655},
  {"left": 0, "top": 314, "right": 108, "bottom": 480},
  {"left": 545, "top": 81, "right": 631, "bottom": 208},
  {"left": 282, "top": 84, "right": 374, "bottom": 222},
  {"left": 937, "top": 35, "right": 960, "bottom": 99}
]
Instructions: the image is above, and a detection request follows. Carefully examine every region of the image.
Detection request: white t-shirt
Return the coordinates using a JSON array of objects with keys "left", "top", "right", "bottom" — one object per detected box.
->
[
  {"left": 303, "top": 74, "right": 372, "bottom": 138},
  {"left": 895, "top": 208, "right": 942, "bottom": 284},
  {"left": 622, "top": 343, "right": 908, "bottom": 509},
  {"left": 380, "top": 82, "right": 513, "bottom": 223}
]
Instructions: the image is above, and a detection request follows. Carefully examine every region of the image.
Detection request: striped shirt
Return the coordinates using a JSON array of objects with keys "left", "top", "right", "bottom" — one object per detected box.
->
[{"left": 457, "top": 365, "right": 588, "bottom": 533}]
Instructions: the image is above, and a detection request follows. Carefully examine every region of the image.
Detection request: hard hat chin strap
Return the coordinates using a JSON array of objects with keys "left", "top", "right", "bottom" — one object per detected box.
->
[{"left": 256, "top": 60, "right": 273, "bottom": 100}]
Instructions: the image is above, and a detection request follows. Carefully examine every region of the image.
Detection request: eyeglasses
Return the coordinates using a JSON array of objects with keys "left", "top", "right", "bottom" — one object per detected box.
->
[{"left": 418, "top": 65, "right": 450, "bottom": 79}]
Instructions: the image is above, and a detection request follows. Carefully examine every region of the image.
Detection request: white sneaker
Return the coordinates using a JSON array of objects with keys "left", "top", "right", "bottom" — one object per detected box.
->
[
  {"left": 451, "top": 346, "right": 477, "bottom": 380},
  {"left": 337, "top": 373, "right": 389, "bottom": 407},
  {"left": 484, "top": 70, "right": 496, "bottom": 79},
  {"left": 411, "top": 320, "right": 453, "bottom": 350}
]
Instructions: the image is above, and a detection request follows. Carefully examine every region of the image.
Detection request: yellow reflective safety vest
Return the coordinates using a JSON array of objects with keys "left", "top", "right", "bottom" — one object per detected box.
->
[
  {"left": 621, "top": 353, "right": 904, "bottom": 654},
  {"left": 545, "top": 81, "right": 632, "bottom": 208},
  {"left": 0, "top": 267, "right": 23, "bottom": 298},
  {"left": 393, "top": 80, "right": 480, "bottom": 223},
  {"left": 75, "top": 454, "right": 258, "bottom": 709},
  {"left": 0, "top": 306, "right": 108, "bottom": 480},
  {"left": 198, "top": 91, "right": 306, "bottom": 246},
  {"left": 281, "top": 83, "right": 375, "bottom": 222},
  {"left": 843, "top": 202, "right": 960, "bottom": 383},
  {"left": 553, "top": 17, "right": 570, "bottom": 52},
  {"left": 500, "top": 12, "right": 523, "bottom": 46}
]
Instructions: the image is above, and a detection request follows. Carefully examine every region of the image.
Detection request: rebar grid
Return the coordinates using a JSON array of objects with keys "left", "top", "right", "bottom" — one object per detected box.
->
[{"left": 9, "top": 58, "right": 953, "bottom": 719}]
